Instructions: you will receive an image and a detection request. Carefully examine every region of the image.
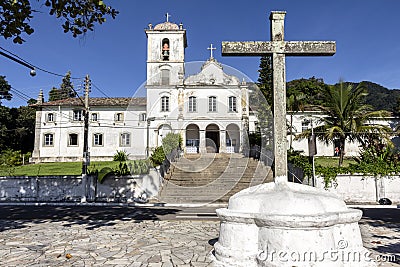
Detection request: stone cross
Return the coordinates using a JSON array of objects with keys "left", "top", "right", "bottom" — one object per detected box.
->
[
  {"left": 221, "top": 11, "right": 335, "bottom": 180},
  {"left": 165, "top": 12, "right": 171, "bottom": 22},
  {"left": 207, "top": 44, "right": 216, "bottom": 58}
]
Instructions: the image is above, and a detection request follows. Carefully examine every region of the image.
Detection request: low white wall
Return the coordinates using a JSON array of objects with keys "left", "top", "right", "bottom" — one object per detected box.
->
[
  {"left": 0, "top": 169, "right": 161, "bottom": 203},
  {"left": 316, "top": 175, "right": 400, "bottom": 204}
]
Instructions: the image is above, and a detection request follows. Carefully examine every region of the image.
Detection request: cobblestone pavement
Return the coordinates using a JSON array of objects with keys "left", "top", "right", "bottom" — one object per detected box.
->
[{"left": 0, "top": 208, "right": 398, "bottom": 266}]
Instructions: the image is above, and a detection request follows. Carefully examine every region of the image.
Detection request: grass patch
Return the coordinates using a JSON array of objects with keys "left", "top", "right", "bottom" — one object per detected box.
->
[
  {"left": 315, "top": 157, "right": 356, "bottom": 167},
  {"left": 0, "top": 161, "right": 138, "bottom": 177}
]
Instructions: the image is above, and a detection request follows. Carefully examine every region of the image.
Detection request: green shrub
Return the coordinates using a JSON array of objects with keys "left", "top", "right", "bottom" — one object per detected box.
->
[
  {"left": 150, "top": 146, "right": 165, "bottom": 167},
  {"left": 0, "top": 149, "right": 23, "bottom": 167},
  {"left": 161, "top": 133, "right": 181, "bottom": 156},
  {"left": 113, "top": 150, "right": 129, "bottom": 162}
]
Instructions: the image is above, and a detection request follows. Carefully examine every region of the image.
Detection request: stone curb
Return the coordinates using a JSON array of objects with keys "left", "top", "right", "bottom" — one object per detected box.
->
[
  {"left": 347, "top": 204, "right": 399, "bottom": 209},
  {"left": 0, "top": 202, "right": 228, "bottom": 208},
  {"left": 0, "top": 202, "right": 398, "bottom": 209}
]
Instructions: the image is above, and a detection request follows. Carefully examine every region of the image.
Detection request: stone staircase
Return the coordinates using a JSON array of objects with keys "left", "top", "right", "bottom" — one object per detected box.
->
[{"left": 157, "top": 153, "right": 273, "bottom": 204}]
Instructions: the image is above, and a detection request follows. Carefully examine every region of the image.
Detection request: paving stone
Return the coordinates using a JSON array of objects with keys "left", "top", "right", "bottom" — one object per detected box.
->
[{"left": 0, "top": 217, "right": 397, "bottom": 266}]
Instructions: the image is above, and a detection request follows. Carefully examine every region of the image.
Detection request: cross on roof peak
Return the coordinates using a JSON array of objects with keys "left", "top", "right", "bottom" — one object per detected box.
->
[
  {"left": 165, "top": 12, "right": 171, "bottom": 22},
  {"left": 207, "top": 44, "right": 216, "bottom": 58}
]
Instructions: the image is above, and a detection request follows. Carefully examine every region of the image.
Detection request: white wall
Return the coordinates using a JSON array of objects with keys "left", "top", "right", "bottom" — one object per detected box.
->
[
  {"left": 316, "top": 175, "right": 400, "bottom": 204},
  {"left": 35, "top": 105, "right": 146, "bottom": 162}
]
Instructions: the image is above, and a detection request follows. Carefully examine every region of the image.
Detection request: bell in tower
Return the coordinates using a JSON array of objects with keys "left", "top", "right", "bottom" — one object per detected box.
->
[{"left": 162, "top": 38, "right": 170, "bottom": 61}]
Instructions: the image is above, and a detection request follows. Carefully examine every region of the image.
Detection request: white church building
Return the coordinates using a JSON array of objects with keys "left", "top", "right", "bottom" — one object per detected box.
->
[
  {"left": 30, "top": 17, "right": 398, "bottom": 163},
  {"left": 31, "top": 18, "right": 252, "bottom": 163}
]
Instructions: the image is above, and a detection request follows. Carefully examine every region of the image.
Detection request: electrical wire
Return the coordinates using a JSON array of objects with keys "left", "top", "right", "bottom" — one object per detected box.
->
[{"left": 0, "top": 46, "right": 85, "bottom": 80}]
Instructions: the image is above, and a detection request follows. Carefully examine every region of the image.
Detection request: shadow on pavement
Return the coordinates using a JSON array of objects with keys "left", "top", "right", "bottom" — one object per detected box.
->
[
  {"left": 0, "top": 205, "right": 181, "bottom": 231},
  {"left": 357, "top": 208, "right": 400, "bottom": 265}
]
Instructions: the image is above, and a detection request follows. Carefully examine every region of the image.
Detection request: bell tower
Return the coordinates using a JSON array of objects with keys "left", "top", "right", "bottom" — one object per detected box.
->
[{"left": 145, "top": 14, "right": 187, "bottom": 86}]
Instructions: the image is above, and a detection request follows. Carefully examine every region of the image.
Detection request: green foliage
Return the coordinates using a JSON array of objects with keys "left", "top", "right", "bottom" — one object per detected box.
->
[
  {"left": 287, "top": 77, "right": 328, "bottom": 106},
  {"left": 0, "top": 104, "right": 35, "bottom": 154},
  {"left": 0, "top": 149, "right": 31, "bottom": 177},
  {"left": 113, "top": 162, "right": 130, "bottom": 176},
  {"left": 0, "top": 149, "right": 23, "bottom": 166},
  {"left": 344, "top": 81, "right": 400, "bottom": 112},
  {"left": 296, "top": 81, "right": 391, "bottom": 166},
  {"left": 89, "top": 160, "right": 150, "bottom": 183},
  {"left": 113, "top": 150, "right": 129, "bottom": 162},
  {"left": 288, "top": 150, "right": 313, "bottom": 178},
  {"left": 161, "top": 133, "right": 181, "bottom": 156},
  {"left": 0, "top": 0, "right": 118, "bottom": 44},
  {"left": 253, "top": 56, "right": 274, "bottom": 149},
  {"left": 150, "top": 146, "right": 165, "bottom": 167},
  {"left": 0, "top": 76, "right": 12, "bottom": 102},
  {"left": 257, "top": 55, "right": 273, "bottom": 108},
  {"left": 48, "top": 71, "right": 76, "bottom": 101},
  {"left": 289, "top": 145, "right": 400, "bottom": 188},
  {"left": 248, "top": 132, "right": 261, "bottom": 146},
  {"left": 96, "top": 167, "right": 113, "bottom": 184}
]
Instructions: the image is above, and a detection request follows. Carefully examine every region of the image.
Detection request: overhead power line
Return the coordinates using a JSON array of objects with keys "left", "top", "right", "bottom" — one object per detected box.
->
[{"left": 0, "top": 46, "right": 85, "bottom": 79}]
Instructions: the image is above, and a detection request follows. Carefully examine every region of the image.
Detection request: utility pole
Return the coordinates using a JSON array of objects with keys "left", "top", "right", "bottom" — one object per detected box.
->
[{"left": 82, "top": 75, "right": 91, "bottom": 175}]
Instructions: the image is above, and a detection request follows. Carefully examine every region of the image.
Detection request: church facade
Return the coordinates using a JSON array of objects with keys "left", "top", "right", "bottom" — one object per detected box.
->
[
  {"left": 30, "top": 18, "right": 398, "bottom": 163},
  {"left": 31, "top": 19, "right": 252, "bottom": 163}
]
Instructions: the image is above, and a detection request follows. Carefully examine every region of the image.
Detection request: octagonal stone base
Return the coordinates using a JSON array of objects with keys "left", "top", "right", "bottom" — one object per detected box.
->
[{"left": 212, "top": 177, "right": 376, "bottom": 267}]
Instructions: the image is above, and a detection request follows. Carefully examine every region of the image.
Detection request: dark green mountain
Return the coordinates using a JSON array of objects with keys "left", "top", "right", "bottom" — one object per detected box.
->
[{"left": 345, "top": 81, "right": 400, "bottom": 112}]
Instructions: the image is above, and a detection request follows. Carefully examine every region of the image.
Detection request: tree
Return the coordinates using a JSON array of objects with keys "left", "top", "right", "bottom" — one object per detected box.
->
[
  {"left": 48, "top": 71, "right": 76, "bottom": 101},
  {"left": 257, "top": 55, "right": 273, "bottom": 109},
  {"left": 15, "top": 105, "right": 36, "bottom": 153},
  {"left": 0, "top": 76, "right": 12, "bottom": 102},
  {"left": 251, "top": 55, "right": 274, "bottom": 152},
  {"left": 1, "top": 0, "right": 118, "bottom": 44},
  {"left": 287, "top": 77, "right": 328, "bottom": 106},
  {"left": 296, "top": 81, "right": 392, "bottom": 166}
]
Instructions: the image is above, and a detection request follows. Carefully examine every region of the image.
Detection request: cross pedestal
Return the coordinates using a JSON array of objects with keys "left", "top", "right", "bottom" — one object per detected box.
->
[
  {"left": 212, "top": 11, "right": 375, "bottom": 267},
  {"left": 222, "top": 11, "right": 335, "bottom": 180}
]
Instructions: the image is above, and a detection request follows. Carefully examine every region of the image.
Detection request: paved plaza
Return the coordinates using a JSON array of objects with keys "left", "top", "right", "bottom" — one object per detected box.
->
[{"left": 0, "top": 206, "right": 398, "bottom": 266}]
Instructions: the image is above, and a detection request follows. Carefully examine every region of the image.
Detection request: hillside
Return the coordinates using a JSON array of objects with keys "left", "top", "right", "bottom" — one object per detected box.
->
[
  {"left": 286, "top": 78, "right": 400, "bottom": 112},
  {"left": 348, "top": 81, "right": 400, "bottom": 112}
]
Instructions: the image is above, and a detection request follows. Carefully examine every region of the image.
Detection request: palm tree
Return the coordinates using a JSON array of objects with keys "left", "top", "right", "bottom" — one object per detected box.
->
[{"left": 296, "top": 81, "right": 391, "bottom": 166}]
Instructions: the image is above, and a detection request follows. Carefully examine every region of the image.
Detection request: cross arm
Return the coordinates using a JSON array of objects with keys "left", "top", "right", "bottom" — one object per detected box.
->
[
  {"left": 221, "top": 41, "right": 274, "bottom": 56},
  {"left": 284, "top": 41, "right": 336, "bottom": 56},
  {"left": 222, "top": 41, "right": 336, "bottom": 56}
]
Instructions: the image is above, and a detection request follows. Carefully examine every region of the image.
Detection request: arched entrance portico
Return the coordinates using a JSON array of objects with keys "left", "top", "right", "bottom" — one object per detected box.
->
[
  {"left": 226, "top": 124, "right": 240, "bottom": 153},
  {"left": 157, "top": 124, "right": 172, "bottom": 146},
  {"left": 186, "top": 124, "right": 200, "bottom": 153},
  {"left": 206, "top": 124, "right": 220, "bottom": 153}
]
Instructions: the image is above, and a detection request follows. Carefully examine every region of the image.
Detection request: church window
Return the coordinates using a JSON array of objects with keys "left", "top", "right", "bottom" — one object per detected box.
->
[
  {"left": 73, "top": 110, "right": 83, "bottom": 121},
  {"left": 228, "top": 96, "right": 237, "bottom": 112},
  {"left": 120, "top": 133, "right": 131, "bottom": 147},
  {"left": 161, "top": 69, "right": 170, "bottom": 85},
  {"left": 161, "top": 96, "right": 170, "bottom": 112},
  {"left": 47, "top": 113, "right": 54, "bottom": 122},
  {"left": 93, "top": 133, "right": 103, "bottom": 146},
  {"left": 162, "top": 38, "right": 170, "bottom": 61},
  {"left": 115, "top": 112, "right": 124, "bottom": 122},
  {"left": 44, "top": 133, "right": 54, "bottom": 146},
  {"left": 188, "top": 96, "right": 197, "bottom": 112},
  {"left": 91, "top": 113, "right": 98, "bottom": 121},
  {"left": 68, "top": 133, "right": 78, "bottom": 146},
  {"left": 208, "top": 96, "right": 217, "bottom": 112},
  {"left": 139, "top": 113, "right": 147, "bottom": 122}
]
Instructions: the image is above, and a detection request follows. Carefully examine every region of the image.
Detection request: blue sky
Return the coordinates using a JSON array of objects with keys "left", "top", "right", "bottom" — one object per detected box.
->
[{"left": 1, "top": 0, "right": 400, "bottom": 107}]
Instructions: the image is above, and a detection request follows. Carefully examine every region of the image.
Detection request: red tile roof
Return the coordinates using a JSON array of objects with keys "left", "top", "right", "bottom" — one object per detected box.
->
[{"left": 32, "top": 97, "right": 146, "bottom": 107}]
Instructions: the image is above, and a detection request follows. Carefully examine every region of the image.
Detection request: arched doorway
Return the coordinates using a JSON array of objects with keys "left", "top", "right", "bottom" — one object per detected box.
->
[
  {"left": 186, "top": 124, "right": 200, "bottom": 153},
  {"left": 206, "top": 124, "right": 220, "bottom": 153},
  {"left": 157, "top": 124, "right": 172, "bottom": 146},
  {"left": 226, "top": 124, "right": 240, "bottom": 153}
]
